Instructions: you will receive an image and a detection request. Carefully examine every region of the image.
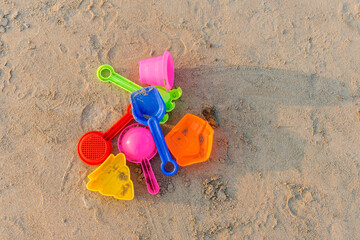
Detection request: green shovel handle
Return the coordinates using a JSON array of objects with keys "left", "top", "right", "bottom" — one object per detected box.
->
[{"left": 97, "top": 65, "right": 141, "bottom": 93}]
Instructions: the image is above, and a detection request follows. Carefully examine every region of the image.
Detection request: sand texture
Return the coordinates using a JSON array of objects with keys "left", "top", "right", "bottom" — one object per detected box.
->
[{"left": 1, "top": 0, "right": 360, "bottom": 239}]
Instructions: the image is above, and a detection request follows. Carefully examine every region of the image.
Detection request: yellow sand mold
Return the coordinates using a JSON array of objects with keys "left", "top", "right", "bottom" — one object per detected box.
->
[{"left": 86, "top": 153, "right": 134, "bottom": 200}]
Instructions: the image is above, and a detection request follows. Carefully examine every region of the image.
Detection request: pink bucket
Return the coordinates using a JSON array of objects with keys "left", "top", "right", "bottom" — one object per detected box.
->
[{"left": 139, "top": 51, "right": 174, "bottom": 91}]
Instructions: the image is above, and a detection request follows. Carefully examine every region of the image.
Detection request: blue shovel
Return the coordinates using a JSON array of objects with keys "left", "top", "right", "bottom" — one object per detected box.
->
[{"left": 130, "top": 86, "right": 179, "bottom": 176}]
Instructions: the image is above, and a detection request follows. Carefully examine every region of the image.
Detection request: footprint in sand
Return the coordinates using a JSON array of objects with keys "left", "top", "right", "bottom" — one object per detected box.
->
[
  {"left": 339, "top": 2, "right": 360, "bottom": 34},
  {"left": 80, "top": 102, "right": 109, "bottom": 131},
  {"left": 78, "top": 0, "right": 117, "bottom": 29},
  {"left": 285, "top": 184, "right": 315, "bottom": 218}
]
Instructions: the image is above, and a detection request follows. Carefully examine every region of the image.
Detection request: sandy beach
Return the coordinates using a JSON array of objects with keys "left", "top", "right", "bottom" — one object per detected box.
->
[{"left": 1, "top": 0, "right": 360, "bottom": 239}]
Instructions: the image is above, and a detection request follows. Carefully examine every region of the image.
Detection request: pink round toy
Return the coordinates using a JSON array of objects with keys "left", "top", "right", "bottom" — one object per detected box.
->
[
  {"left": 118, "top": 123, "right": 159, "bottom": 195},
  {"left": 139, "top": 51, "right": 174, "bottom": 91}
]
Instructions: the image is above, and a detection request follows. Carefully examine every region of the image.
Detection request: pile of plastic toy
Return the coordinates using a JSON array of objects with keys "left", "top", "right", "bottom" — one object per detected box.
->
[{"left": 77, "top": 51, "right": 214, "bottom": 200}]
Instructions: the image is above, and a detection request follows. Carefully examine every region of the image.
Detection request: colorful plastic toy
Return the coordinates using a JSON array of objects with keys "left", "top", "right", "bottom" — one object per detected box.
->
[
  {"left": 118, "top": 123, "right": 159, "bottom": 195},
  {"left": 139, "top": 51, "right": 174, "bottom": 91},
  {"left": 87, "top": 153, "right": 134, "bottom": 200},
  {"left": 97, "top": 64, "right": 182, "bottom": 123},
  {"left": 130, "top": 86, "right": 179, "bottom": 176},
  {"left": 77, "top": 104, "right": 133, "bottom": 165},
  {"left": 165, "top": 114, "right": 214, "bottom": 166}
]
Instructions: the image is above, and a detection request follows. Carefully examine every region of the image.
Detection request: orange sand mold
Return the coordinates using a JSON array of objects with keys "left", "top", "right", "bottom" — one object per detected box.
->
[{"left": 165, "top": 113, "right": 214, "bottom": 166}]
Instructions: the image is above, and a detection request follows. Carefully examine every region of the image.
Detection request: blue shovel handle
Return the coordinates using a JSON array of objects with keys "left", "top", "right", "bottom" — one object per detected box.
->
[{"left": 148, "top": 117, "right": 179, "bottom": 176}]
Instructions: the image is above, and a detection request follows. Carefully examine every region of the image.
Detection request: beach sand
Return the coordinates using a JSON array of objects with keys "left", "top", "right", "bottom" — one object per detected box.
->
[{"left": 1, "top": 0, "right": 360, "bottom": 239}]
